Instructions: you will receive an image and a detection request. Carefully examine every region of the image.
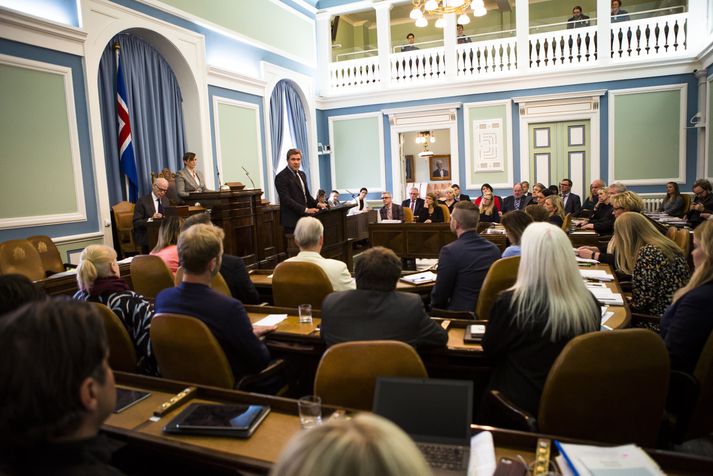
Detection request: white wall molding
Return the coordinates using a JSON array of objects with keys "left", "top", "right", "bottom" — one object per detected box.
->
[
  {"left": 207, "top": 66, "right": 266, "bottom": 97},
  {"left": 211, "top": 96, "right": 265, "bottom": 190},
  {"left": 463, "top": 99, "right": 513, "bottom": 190},
  {"left": 53, "top": 231, "right": 105, "bottom": 245},
  {"left": 706, "top": 76, "right": 712, "bottom": 180},
  {"left": 608, "top": 83, "right": 687, "bottom": 186},
  {"left": 0, "top": 54, "right": 87, "bottom": 230},
  {"left": 329, "top": 111, "right": 387, "bottom": 194},
  {"left": 0, "top": 6, "right": 86, "bottom": 56}
]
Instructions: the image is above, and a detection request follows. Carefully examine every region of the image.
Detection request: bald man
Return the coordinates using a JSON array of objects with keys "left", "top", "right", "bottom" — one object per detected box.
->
[
  {"left": 582, "top": 179, "right": 605, "bottom": 213},
  {"left": 133, "top": 177, "right": 171, "bottom": 252}
]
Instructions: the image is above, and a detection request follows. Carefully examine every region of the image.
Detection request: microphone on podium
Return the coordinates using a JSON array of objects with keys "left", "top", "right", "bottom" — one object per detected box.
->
[
  {"left": 242, "top": 166, "right": 256, "bottom": 189},
  {"left": 216, "top": 166, "right": 230, "bottom": 191}
]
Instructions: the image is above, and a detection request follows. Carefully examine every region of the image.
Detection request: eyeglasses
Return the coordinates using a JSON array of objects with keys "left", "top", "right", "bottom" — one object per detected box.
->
[
  {"left": 155, "top": 187, "right": 168, "bottom": 193},
  {"left": 614, "top": 207, "right": 625, "bottom": 211}
]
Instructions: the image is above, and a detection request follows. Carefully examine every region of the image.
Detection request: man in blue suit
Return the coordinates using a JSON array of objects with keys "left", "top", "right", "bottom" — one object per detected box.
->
[{"left": 431, "top": 201, "right": 500, "bottom": 312}]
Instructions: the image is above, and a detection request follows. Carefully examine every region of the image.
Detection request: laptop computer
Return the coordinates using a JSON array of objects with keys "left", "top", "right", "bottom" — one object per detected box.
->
[{"left": 373, "top": 377, "right": 473, "bottom": 475}]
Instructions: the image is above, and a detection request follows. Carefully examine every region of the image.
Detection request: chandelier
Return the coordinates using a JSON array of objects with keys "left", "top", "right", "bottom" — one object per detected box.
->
[
  {"left": 416, "top": 131, "right": 436, "bottom": 157},
  {"left": 410, "top": 0, "right": 487, "bottom": 28}
]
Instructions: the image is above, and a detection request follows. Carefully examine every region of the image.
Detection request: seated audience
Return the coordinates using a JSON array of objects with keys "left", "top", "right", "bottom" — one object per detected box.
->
[
  {"left": 543, "top": 195, "right": 565, "bottom": 227},
  {"left": 661, "top": 221, "right": 713, "bottom": 373},
  {"left": 582, "top": 179, "right": 605, "bottom": 212},
  {"left": 285, "top": 217, "right": 356, "bottom": 291},
  {"left": 474, "top": 183, "right": 502, "bottom": 211},
  {"left": 132, "top": 177, "right": 170, "bottom": 252},
  {"left": 349, "top": 187, "right": 369, "bottom": 215},
  {"left": 560, "top": 178, "right": 582, "bottom": 216},
  {"left": 687, "top": 178, "right": 713, "bottom": 227},
  {"left": 607, "top": 181, "right": 627, "bottom": 196},
  {"left": 155, "top": 224, "right": 275, "bottom": 384},
  {"left": 150, "top": 215, "right": 183, "bottom": 273},
  {"left": 580, "top": 188, "right": 614, "bottom": 234},
  {"left": 548, "top": 184, "right": 560, "bottom": 196},
  {"left": 521, "top": 180, "right": 532, "bottom": 196},
  {"left": 431, "top": 201, "right": 500, "bottom": 311},
  {"left": 0, "top": 274, "right": 47, "bottom": 316},
  {"left": 452, "top": 183, "right": 470, "bottom": 202},
  {"left": 658, "top": 181, "right": 685, "bottom": 217},
  {"left": 481, "top": 222, "right": 600, "bottom": 424},
  {"left": 611, "top": 212, "right": 689, "bottom": 316},
  {"left": 315, "top": 189, "right": 328, "bottom": 208},
  {"left": 439, "top": 187, "right": 457, "bottom": 213},
  {"left": 579, "top": 189, "right": 642, "bottom": 235},
  {"left": 74, "top": 245, "right": 158, "bottom": 376},
  {"left": 501, "top": 211, "right": 533, "bottom": 258},
  {"left": 327, "top": 190, "right": 341, "bottom": 207},
  {"left": 531, "top": 182, "right": 547, "bottom": 204},
  {"left": 478, "top": 191, "right": 500, "bottom": 223},
  {"left": 270, "top": 413, "right": 431, "bottom": 476},
  {"left": 402, "top": 187, "right": 425, "bottom": 216},
  {"left": 501, "top": 183, "right": 532, "bottom": 213},
  {"left": 0, "top": 301, "right": 121, "bottom": 475},
  {"left": 568, "top": 5, "right": 591, "bottom": 28},
  {"left": 524, "top": 204, "right": 549, "bottom": 222},
  {"left": 379, "top": 192, "right": 404, "bottom": 221},
  {"left": 181, "top": 213, "right": 260, "bottom": 304},
  {"left": 417, "top": 193, "right": 444, "bottom": 223},
  {"left": 321, "top": 247, "right": 447, "bottom": 348}
]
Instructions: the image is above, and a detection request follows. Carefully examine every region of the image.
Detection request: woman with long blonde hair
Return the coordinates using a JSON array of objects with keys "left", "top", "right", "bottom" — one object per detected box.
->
[
  {"left": 611, "top": 212, "right": 689, "bottom": 316},
  {"left": 543, "top": 195, "right": 565, "bottom": 227},
  {"left": 481, "top": 222, "right": 600, "bottom": 425},
  {"left": 150, "top": 215, "right": 183, "bottom": 273},
  {"left": 478, "top": 191, "right": 500, "bottom": 223},
  {"left": 661, "top": 221, "right": 713, "bottom": 373},
  {"left": 73, "top": 245, "right": 157, "bottom": 375}
]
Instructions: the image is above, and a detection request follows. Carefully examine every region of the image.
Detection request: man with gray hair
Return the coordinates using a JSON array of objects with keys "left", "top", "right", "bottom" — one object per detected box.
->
[
  {"left": 608, "top": 181, "right": 627, "bottom": 196},
  {"left": 133, "top": 177, "right": 171, "bottom": 252},
  {"left": 321, "top": 246, "right": 447, "bottom": 348},
  {"left": 284, "top": 217, "right": 355, "bottom": 291},
  {"left": 431, "top": 201, "right": 500, "bottom": 312}
]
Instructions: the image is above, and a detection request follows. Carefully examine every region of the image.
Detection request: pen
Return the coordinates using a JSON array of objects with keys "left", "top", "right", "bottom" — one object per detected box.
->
[
  {"left": 553, "top": 440, "right": 580, "bottom": 476},
  {"left": 150, "top": 386, "right": 197, "bottom": 421}
]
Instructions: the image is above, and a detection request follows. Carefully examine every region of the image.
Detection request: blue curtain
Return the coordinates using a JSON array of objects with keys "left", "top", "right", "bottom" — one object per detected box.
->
[
  {"left": 269, "top": 81, "right": 286, "bottom": 179},
  {"left": 284, "top": 81, "right": 311, "bottom": 184},
  {"left": 98, "top": 33, "right": 186, "bottom": 205}
]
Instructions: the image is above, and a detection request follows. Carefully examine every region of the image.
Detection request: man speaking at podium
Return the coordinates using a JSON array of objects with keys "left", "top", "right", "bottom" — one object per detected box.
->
[{"left": 274, "top": 148, "right": 324, "bottom": 233}]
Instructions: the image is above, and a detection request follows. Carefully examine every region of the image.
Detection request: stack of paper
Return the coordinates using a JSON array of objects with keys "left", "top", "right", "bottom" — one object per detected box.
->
[
  {"left": 400, "top": 271, "right": 437, "bottom": 285},
  {"left": 253, "top": 314, "right": 288, "bottom": 327},
  {"left": 576, "top": 257, "right": 599, "bottom": 264},
  {"left": 580, "top": 269, "right": 614, "bottom": 281},
  {"left": 556, "top": 442, "right": 665, "bottom": 476},
  {"left": 587, "top": 286, "right": 624, "bottom": 306}
]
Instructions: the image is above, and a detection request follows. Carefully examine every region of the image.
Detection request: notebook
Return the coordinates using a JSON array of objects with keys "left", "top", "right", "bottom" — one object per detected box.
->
[{"left": 373, "top": 377, "right": 473, "bottom": 475}]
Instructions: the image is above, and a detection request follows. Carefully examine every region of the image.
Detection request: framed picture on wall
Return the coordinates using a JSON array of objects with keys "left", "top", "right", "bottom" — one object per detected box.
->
[
  {"left": 405, "top": 155, "right": 414, "bottom": 182},
  {"left": 429, "top": 155, "right": 451, "bottom": 181}
]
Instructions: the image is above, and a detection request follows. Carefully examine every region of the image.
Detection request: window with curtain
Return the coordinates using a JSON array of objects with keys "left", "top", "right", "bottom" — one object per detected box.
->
[{"left": 269, "top": 80, "right": 311, "bottom": 190}]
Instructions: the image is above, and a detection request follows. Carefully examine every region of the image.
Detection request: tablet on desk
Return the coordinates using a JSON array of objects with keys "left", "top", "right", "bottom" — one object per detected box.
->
[
  {"left": 114, "top": 387, "right": 151, "bottom": 413},
  {"left": 163, "top": 403, "right": 270, "bottom": 438}
]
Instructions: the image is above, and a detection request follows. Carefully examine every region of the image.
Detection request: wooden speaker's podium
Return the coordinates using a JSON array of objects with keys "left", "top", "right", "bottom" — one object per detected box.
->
[{"left": 285, "top": 204, "right": 354, "bottom": 269}]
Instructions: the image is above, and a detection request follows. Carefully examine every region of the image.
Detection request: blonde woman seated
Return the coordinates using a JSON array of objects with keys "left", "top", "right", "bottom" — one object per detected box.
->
[
  {"left": 439, "top": 187, "right": 457, "bottom": 213},
  {"left": 543, "top": 195, "right": 565, "bottom": 227},
  {"left": 611, "top": 212, "right": 689, "bottom": 316},
  {"left": 480, "top": 222, "right": 600, "bottom": 426},
  {"left": 478, "top": 191, "right": 500, "bottom": 223},
  {"left": 270, "top": 413, "right": 431, "bottom": 476},
  {"left": 73, "top": 245, "right": 158, "bottom": 375},
  {"left": 417, "top": 193, "right": 444, "bottom": 223},
  {"left": 150, "top": 215, "right": 183, "bottom": 273},
  {"left": 501, "top": 210, "right": 533, "bottom": 258}
]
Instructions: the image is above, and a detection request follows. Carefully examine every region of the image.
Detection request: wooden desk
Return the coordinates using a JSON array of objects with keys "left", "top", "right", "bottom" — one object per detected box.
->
[
  {"left": 37, "top": 261, "right": 132, "bottom": 297},
  {"left": 104, "top": 373, "right": 713, "bottom": 475},
  {"left": 347, "top": 209, "right": 377, "bottom": 242}
]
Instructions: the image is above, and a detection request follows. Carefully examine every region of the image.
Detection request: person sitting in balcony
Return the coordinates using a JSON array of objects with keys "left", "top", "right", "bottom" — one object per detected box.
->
[
  {"left": 457, "top": 24, "right": 471, "bottom": 44},
  {"left": 611, "top": 0, "right": 630, "bottom": 22},
  {"left": 567, "top": 5, "right": 591, "bottom": 29},
  {"left": 401, "top": 33, "right": 419, "bottom": 52}
]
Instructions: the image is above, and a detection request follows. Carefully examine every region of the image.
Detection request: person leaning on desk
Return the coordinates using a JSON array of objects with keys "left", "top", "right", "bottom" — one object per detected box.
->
[{"left": 416, "top": 193, "right": 444, "bottom": 223}]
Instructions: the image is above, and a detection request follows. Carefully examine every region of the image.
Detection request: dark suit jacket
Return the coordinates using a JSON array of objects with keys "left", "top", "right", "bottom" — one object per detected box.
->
[
  {"left": 155, "top": 282, "right": 270, "bottom": 378},
  {"left": 274, "top": 166, "right": 317, "bottom": 230},
  {"left": 220, "top": 254, "right": 260, "bottom": 304},
  {"left": 456, "top": 193, "right": 471, "bottom": 203},
  {"left": 589, "top": 203, "right": 614, "bottom": 234},
  {"left": 132, "top": 193, "right": 170, "bottom": 248},
  {"left": 431, "top": 230, "right": 500, "bottom": 311},
  {"left": 562, "top": 193, "right": 582, "bottom": 216},
  {"left": 402, "top": 197, "right": 425, "bottom": 216},
  {"left": 379, "top": 203, "right": 405, "bottom": 221},
  {"left": 501, "top": 195, "right": 533, "bottom": 213},
  {"left": 417, "top": 205, "right": 444, "bottom": 223},
  {"left": 661, "top": 281, "right": 713, "bottom": 374},
  {"left": 321, "top": 289, "right": 448, "bottom": 348}
]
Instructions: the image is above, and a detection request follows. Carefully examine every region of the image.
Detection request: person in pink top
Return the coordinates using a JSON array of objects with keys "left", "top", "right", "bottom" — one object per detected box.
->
[{"left": 150, "top": 215, "right": 183, "bottom": 273}]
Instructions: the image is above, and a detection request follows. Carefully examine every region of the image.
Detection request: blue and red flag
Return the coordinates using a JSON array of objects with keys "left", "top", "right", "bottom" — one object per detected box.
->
[{"left": 116, "top": 47, "right": 139, "bottom": 202}]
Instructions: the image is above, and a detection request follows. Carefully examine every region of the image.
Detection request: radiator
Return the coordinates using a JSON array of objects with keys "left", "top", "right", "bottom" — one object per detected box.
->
[{"left": 643, "top": 198, "right": 664, "bottom": 212}]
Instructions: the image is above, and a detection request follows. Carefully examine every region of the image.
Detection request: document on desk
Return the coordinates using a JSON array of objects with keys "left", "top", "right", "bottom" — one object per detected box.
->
[
  {"left": 468, "top": 431, "right": 496, "bottom": 476},
  {"left": 400, "top": 271, "right": 437, "bottom": 285},
  {"left": 587, "top": 287, "right": 624, "bottom": 306},
  {"left": 579, "top": 269, "right": 614, "bottom": 281},
  {"left": 253, "top": 314, "right": 288, "bottom": 327},
  {"left": 556, "top": 442, "right": 664, "bottom": 476}
]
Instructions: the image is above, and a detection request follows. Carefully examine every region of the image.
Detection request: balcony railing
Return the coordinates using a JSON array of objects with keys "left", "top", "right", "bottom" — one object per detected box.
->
[{"left": 327, "top": 8, "right": 689, "bottom": 95}]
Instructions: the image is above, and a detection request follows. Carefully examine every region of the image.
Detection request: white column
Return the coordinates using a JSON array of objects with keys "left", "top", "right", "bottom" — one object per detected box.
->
[
  {"left": 444, "top": 12, "right": 457, "bottom": 81},
  {"left": 316, "top": 12, "right": 332, "bottom": 95},
  {"left": 373, "top": 2, "right": 392, "bottom": 89},
  {"left": 515, "top": 0, "right": 529, "bottom": 74},
  {"left": 687, "top": 0, "right": 706, "bottom": 54},
  {"left": 695, "top": 69, "right": 707, "bottom": 179},
  {"left": 597, "top": 0, "right": 611, "bottom": 66}
]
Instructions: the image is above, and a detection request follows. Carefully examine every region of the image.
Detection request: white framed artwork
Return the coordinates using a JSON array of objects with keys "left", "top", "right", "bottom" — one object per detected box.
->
[{"left": 473, "top": 119, "right": 505, "bottom": 172}]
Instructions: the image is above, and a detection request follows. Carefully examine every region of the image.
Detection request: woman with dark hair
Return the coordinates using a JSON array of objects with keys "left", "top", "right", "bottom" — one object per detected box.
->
[
  {"left": 150, "top": 215, "right": 184, "bottom": 273},
  {"left": 658, "top": 182, "right": 685, "bottom": 217},
  {"left": 474, "top": 183, "right": 502, "bottom": 211},
  {"left": 531, "top": 183, "right": 547, "bottom": 204},
  {"left": 525, "top": 204, "right": 549, "bottom": 222},
  {"left": 417, "top": 193, "right": 444, "bottom": 223},
  {"left": 0, "top": 274, "right": 47, "bottom": 316},
  {"left": 176, "top": 151, "right": 208, "bottom": 200},
  {"left": 315, "top": 189, "right": 328, "bottom": 208},
  {"left": 501, "top": 211, "right": 533, "bottom": 258}
]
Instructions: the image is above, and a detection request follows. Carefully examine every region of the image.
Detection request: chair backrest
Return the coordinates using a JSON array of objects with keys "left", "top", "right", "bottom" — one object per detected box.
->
[
  {"left": 673, "top": 228, "right": 691, "bottom": 257},
  {"left": 562, "top": 213, "right": 572, "bottom": 232},
  {"left": 475, "top": 256, "right": 520, "bottom": 320},
  {"left": 538, "top": 329, "right": 669, "bottom": 447},
  {"left": 151, "top": 313, "right": 235, "bottom": 388},
  {"left": 686, "top": 331, "right": 713, "bottom": 439},
  {"left": 403, "top": 206, "right": 414, "bottom": 223},
  {"left": 314, "top": 340, "right": 428, "bottom": 410},
  {"left": 111, "top": 201, "right": 137, "bottom": 256},
  {"left": 438, "top": 204, "right": 451, "bottom": 223},
  {"left": 665, "top": 226, "right": 677, "bottom": 241},
  {"left": 272, "top": 261, "right": 333, "bottom": 309},
  {"left": 681, "top": 194, "right": 691, "bottom": 215},
  {"left": 174, "top": 267, "right": 232, "bottom": 297},
  {"left": 0, "top": 239, "right": 46, "bottom": 281},
  {"left": 130, "top": 255, "right": 175, "bottom": 299},
  {"left": 90, "top": 302, "right": 137, "bottom": 372},
  {"left": 27, "top": 235, "right": 64, "bottom": 275}
]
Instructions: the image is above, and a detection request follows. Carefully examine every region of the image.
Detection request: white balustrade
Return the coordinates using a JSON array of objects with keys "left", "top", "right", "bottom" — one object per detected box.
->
[
  {"left": 390, "top": 48, "right": 447, "bottom": 85},
  {"left": 329, "top": 56, "right": 380, "bottom": 92},
  {"left": 456, "top": 37, "right": 518, "bottom": 78},
  {"left": 610, "top": 13, "right": 687, "bottom": 62}
]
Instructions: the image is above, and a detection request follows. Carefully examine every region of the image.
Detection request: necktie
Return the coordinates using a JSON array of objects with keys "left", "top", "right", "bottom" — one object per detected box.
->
[
  {"left": 515, "top": 198, "right": 521, "bottom": 210},
  {"left": 411, "top": 200, "right": 415, "bottom": 212},
  {"left": 156, "top": 199, "right": 163, "bottom": 214},
  {"left": 295, "top": 172, "right": 306, "bottom": 202},
  {"left": 387, "top": 205, "right": 392, "bottom": 220},
  {"left": 562, "top": 194, "right": 568, "bottom": 207}
]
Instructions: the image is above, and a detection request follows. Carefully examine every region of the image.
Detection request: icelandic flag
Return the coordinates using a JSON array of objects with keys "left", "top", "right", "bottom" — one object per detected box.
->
[{"left": 116, "top": 49, "right": 139, "bottom": 202}]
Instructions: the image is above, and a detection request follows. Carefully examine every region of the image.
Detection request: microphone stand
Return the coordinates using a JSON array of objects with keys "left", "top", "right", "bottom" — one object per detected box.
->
[{"left": 242, "top": 166, "right": 256, "bottom": 190}]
